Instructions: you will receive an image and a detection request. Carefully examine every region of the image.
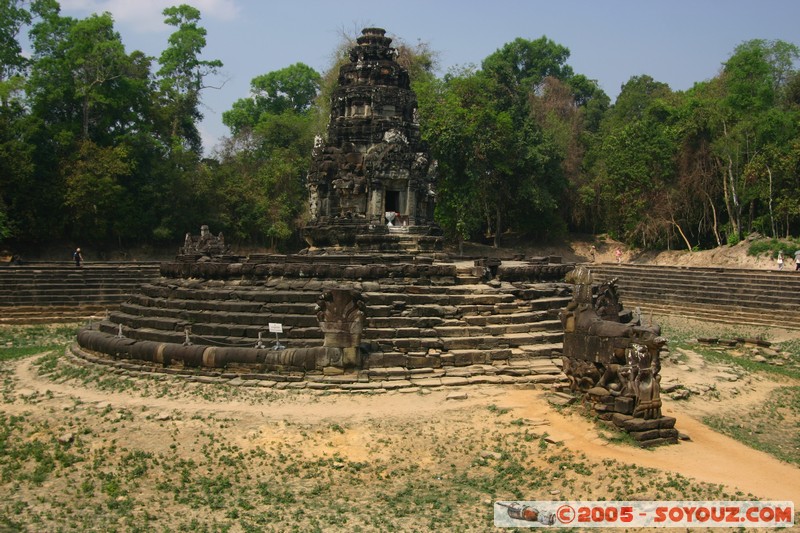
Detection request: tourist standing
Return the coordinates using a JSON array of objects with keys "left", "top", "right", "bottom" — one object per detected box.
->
[
  {"left": 589, "top": 245, "right": 597, "bottom": 263},
  {"left": 795, "top": 250, "right": 800, "bottom": 271},
  {"left": 777, "top": 250, "right": 784, "bottom": 270},
  {"left": 73, "top": 247, "right": 83, "bottom": 268},
  {"left": 615, "top": 247, "right": 622, "bottom": 264}
]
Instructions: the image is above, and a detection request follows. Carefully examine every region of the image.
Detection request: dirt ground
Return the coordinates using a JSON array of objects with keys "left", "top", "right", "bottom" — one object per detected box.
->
[
  {"left": 18, "top": 351, "right": 793, "bottom": 504},
  {"left": 2, "top": 239, "right": 799, "bottom": 530},
  {"left": 458, "top": 233, "right": 787, "bottom": 271},
  {"left": 2, "top": 318, "right": 799, "bottom": 530}
]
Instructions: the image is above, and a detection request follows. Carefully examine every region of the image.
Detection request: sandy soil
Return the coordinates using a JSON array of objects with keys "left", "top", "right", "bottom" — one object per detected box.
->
[
  {"left": 6, "top": 343, "right": 800, "bottom": 507},
  {"left": 458, "top": 233, "right": 788, "bottom": 271},
  {"left": 3, "top": 237, "right": 799, "bottom": 529}
]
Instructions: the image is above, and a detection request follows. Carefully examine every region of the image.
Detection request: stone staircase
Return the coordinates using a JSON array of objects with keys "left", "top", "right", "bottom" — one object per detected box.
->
[
  {"left": 588, "top": 263, "right": 800, "bottom": 330},
  {"left": 98, "top": 275, "right": 572, "bottom": 370},
  {"left": 0, "top": 262, "right": 161, "bottom": 323}
]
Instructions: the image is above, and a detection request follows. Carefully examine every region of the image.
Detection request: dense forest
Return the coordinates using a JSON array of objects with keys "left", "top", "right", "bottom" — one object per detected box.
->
[{"left": 1, "top": 1, "right": 799, "bottom": 255}]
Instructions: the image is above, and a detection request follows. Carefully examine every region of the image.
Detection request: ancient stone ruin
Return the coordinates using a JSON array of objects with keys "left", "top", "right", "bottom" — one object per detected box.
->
[
  {"left": 559, "top": 265, "right": 678, "bottom": 447},
  {"left": 304, "top": 27, "right": 442, "bottom": 252},
  {"left": 180, "top": 225, "right": 231, "bottom": 259},
  {"left": 72, "top": 27, "right": 574, "bottom": 391}
]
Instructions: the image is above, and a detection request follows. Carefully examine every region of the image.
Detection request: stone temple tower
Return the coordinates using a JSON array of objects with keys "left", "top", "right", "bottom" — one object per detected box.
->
[{"left": 303, "top": 28, "right": 442, "bottom": 252}]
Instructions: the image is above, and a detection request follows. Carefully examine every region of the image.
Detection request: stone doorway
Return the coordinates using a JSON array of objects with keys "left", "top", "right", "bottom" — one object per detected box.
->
[{"left": 385, "top": 190, "right": 400, "bottom": 213}]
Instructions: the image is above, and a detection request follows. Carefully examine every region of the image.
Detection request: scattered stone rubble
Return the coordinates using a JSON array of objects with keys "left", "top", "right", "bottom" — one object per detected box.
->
[{"left": 697, "top": 337, "right": 795, "bottom": 368}]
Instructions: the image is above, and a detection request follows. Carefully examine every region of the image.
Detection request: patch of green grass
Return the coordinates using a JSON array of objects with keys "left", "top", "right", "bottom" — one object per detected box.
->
[
  {"left": 0, "top": 324, "right": 79, "bottom": 362},
  {"left": 693, "top": 345, "right": 800, "bottom": 380},
  {"left": 704, "top": 386, "right": 800, "bottom": 466},
  {"left": 747, "top": 237, "right": 800, "bottom": 258},
  {"left": 486, "top": 404, "right": 510, "bottom": 415},
  {"left": 596, "top": 427, "right": 643, "bottom": 448},
  {"left": 659, "top": 318, "right": 771, "bottom": 346}
]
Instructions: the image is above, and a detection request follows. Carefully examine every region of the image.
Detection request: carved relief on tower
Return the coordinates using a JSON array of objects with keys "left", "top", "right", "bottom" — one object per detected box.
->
[{"left": 302, "top": 27, "right": 442, "bottom": 249}]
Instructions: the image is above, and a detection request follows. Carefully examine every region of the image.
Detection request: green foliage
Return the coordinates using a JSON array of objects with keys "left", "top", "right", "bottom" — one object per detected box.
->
[
  {"left": 0, "top": 323, "right": 78, "bottom": 361},
  {"left": 157, "top": 4, "right": 222, "bottom": 95},
  {"left": 421, "top": 36, "right": 606, "bottom": 244},
  {"left": 746, "top": 237, "right": 800, "bottom": 257},
  {"left": 481, "top": 36, "right": 573, "bottom": 99},
  {"left": 223, "top": 63, "right": 321, "bottom": 135},
  {"left": 0, "top": 0, "right": 31, "bottom": 83},
  {"left": 63, "top": 140, "right": 132, "bottom": 240},
  {"left": 0, "top": 7, "right": 799, "bottom": 252},
  {"left": 705, "top": 387, "right": 800, "bottom": 465},
  {"left": 216, "top": 99, "right": 316, "bottom": 247},
  {"left": 157, "top": 3, "right": 223, "bottom": 153}
]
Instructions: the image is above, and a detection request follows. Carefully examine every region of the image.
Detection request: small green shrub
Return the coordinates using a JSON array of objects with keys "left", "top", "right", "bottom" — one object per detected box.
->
[{"left": 747, "top": 237, "right": 800, "bottom": 258}]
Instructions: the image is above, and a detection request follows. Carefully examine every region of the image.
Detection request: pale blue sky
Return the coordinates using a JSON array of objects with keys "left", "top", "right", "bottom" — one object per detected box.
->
[{"left": 57, "top": 0, "right": 800, "bottom": 153}]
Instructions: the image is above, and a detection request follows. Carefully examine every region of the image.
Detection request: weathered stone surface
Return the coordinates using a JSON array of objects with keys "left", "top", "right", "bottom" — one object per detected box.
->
[
  {"left": 639, "top": 437, "right": 678, "bottom": 448},
  {"left": 611, "top": 413, "right": 633, "bottom": 427},
  {"left": 559, "top": 265, "right": 677, "bottom": 445},
  {"left": 381, "top": 380, "right": 411, "bottom": 390},
  {"left": 468, "top": 375, "right": 504, "bottom": 385},
  {"left": 586, "top": 386, "right": 609, "bottom": 397},
  {"left": 341, "top": 382, "right": 382, "bottom": 390},
  {"left": 622, "top": 418, "right": 661, "bottom": 432},
  {"left": 410, "top": 377, "right": 441, "bottom": 387},
  {"left": 303, "top": 28, "right": 442, "bottom": 252},
  {"left": 439, "top": 376, "right": 470, "bottom": 386},
  {"left": 630, "top": 429, "right": 661, "bottom": 442},
  {"left": 548, "top": 393, "right": 576, "bottom": 407},
  {"left": 658, "top": 416, "right": 677, "bottom": 429},
  {"left": 614, "top": 396, "right": 634, "bottom": 415}
]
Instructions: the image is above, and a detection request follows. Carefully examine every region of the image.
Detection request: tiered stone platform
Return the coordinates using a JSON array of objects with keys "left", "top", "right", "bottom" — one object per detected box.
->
[
  {"left": 589, "top": 263, "right": 800, "bottom": 329},
  {"left": 0, "top": 262, "right": 160, "bottom": 323},
  {"left": 75, "top": 253, "right": 574, "bottom": 382}
]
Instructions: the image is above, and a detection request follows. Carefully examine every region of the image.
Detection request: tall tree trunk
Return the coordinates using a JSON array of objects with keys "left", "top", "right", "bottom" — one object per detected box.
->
[
  {"left": 719, "top": 121, "right": 742, "bottom": 241},
  {"left": 672, "top": 216, "right": 693, "bottom": 251},
  {"left": 767, "top": 165, "right": 775, "bottom": 237},
  {"left": 493, "top": 204, "right": 501, "bottom": 248},
  {"left": 82, "top": 96, "right": 90, "bottom": 140},
  {"left": 727, "top": 155, "right": 742, "bottom": 239},
  {"left": 703, "top": 191, "right": 722, "bottom": 247}
]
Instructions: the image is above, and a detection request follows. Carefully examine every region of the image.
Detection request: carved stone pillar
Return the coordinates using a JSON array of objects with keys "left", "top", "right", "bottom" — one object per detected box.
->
[{"left": 315, "top": 289, "right": 367, "bottom": 368}]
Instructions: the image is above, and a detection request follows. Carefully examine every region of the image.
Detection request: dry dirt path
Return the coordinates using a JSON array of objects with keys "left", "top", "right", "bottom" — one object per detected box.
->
[
  {"left": 8, "top": 353, "right": 800, "bottom": 507},
  {"left": 501, "top": 390, "right": 800, "bottom": 505}
]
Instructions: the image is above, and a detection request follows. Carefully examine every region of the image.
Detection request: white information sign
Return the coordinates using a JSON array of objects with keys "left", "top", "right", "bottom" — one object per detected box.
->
[{"left": 268, "top": 323, "right": 283, "bottom": 334}]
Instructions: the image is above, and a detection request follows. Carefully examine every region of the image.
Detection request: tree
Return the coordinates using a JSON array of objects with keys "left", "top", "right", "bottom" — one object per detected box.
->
[
  {"left": 482, "top": 36, "right": 573, "bottom": 103},
  {"left": 711, "top": 39, "right": 800, "bottom": 241},
  {"left": 0, "top": 0, "right": 31, "bottom": 93},
  {"left": 586, "top": 76, "right": 680, "bottom": 247},
  {"left": 217, "top": 63, "right": 321, "bottom": 248},
  {"left": 415, "top": 70, "right": 484, "bottom": 246},
  {"left": 417, "top": 68, "right": 562, "bottom": 246},
  {"left": 223, "top": 63, "right": 321, "bottom": 135},
  {"left": 0, "top": 0, "right": 33, "bottom": 241},
  {"left": 63, "top": 140, "right": 132, "bottom": 241},
  {"left": 157, "top": 4, "right": 222, "bottom": 153},
  {"left": 66, "top": 14, "right": 131, "bottom": 139},
  {"left": 530, "top": 76, "right": 596, "bottom": 231}
]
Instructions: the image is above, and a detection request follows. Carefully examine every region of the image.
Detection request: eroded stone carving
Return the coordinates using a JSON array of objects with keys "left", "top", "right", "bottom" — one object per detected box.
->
[
  {"left": 315, "top": 289, "right": 367, "bottom": 368},
  {"left": 303, "top": 27, "right": 442, "bottom": 251},
  {"left": 181, "top": 225, "right": 230, "bottom": 257},
  {"left": 559, "top": 265, "right": 678, "bottom": 447}
]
